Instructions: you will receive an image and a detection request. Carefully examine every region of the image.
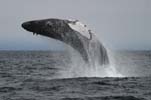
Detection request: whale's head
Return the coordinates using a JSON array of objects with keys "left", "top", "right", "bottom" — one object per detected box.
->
[{"left": 22, "top": 18, "right": 73, "bottom": 40}]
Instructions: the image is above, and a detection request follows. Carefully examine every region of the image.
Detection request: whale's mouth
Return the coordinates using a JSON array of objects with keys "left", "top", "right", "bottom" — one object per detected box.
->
[{"left": 22, "top": 21, "right": 40, "bottom": 35}]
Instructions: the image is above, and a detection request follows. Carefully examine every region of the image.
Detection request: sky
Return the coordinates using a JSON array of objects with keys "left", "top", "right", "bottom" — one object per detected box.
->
[{"left": 0, "top": 0, "right": 150, "bottom": 50}]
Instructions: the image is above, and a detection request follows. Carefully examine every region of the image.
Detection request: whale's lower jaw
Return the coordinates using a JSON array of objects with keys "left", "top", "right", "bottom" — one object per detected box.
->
[{"left": 21, "top": 18, "right": 109, "bottom": 65}]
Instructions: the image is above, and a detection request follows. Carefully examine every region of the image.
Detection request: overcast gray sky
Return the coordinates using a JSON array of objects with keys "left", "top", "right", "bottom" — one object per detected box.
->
[{"left": 0, "top": 0, "right": 150, "bottom": 50}]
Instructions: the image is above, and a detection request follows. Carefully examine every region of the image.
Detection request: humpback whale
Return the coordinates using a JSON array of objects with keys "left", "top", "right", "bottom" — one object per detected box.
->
[{"left": 22, "top": 18, "right": 109, "bottom": 65}]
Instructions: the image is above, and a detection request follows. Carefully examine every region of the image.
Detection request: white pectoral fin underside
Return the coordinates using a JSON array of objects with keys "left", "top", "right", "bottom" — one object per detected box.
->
[{"left": 68, "top": 21, "right": 91, "bottom": 39}]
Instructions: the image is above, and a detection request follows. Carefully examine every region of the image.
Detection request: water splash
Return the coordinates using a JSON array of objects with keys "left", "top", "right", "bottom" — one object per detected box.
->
[{"left": 59, "top": 39, "right": 123, "bottom": 78}]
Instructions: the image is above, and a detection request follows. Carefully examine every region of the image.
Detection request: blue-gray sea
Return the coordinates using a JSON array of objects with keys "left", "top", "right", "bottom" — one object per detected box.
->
[{"left": 0, "top": 51, "right": 151, "bottom": 100}]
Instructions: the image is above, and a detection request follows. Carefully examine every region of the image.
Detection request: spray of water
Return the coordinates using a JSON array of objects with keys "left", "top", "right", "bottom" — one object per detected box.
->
[{"left": 59, "top": 38, "right": 123, "bottom": 78}]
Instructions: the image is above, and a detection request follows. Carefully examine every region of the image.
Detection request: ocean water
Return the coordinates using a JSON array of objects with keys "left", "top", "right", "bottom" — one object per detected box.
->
[
  {"left": 0, "top": 51, "right": 151, "bottom": 100},
  {"left": 112, "top": 51, "right": 151, "bottom": 77}
]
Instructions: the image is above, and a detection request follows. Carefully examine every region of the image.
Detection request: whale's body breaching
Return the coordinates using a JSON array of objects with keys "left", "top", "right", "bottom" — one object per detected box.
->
[
  {"left": 22, "top": 18, "right": 109, "bottom": 65},
  {"left": 21, "top": 18, "right": 119, "bottom": 77}
]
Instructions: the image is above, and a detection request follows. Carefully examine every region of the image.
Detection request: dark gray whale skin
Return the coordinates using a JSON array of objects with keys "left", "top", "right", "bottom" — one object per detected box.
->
[{"left": 22, "top": 18, "right": 109, "bottom": 65}]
